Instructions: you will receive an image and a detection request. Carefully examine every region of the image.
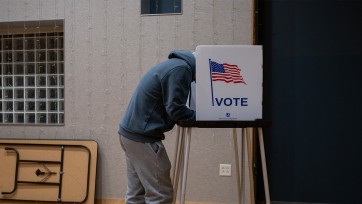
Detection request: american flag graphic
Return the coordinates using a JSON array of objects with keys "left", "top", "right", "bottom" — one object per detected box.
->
[{"left": 210, "top": 60, "right": 247, "bottom": 84}]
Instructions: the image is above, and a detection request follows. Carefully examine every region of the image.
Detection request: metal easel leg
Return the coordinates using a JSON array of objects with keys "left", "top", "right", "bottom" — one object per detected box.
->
[
  {"left": 172, "top": 126, "right": 181, "bottom": 185},
  {"left": 180, "top": 127, "right": 192, "bottom": 204},
  {"left": 258, "top": 127, "right": 270, "bottom": 204},
  {"left": 246, "top": 128, "right": 255, "bottom": 204},
  {"left": 173, "top": 126, "right": 186, "bottom": 204},
  {"left": 232, "top": 128, "right": 242, "bottom": 204},
  {"left": 241, "top": 128, "right": 246, "bottom": 204}
]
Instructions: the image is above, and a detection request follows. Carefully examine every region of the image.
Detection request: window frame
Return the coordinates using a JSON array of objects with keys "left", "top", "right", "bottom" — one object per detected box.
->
[
  {"left": 0, "top": 20, "right": 64, "bottom": 125},
  {"left": 141, "top": 0, "right": 183, "bottom": 16}
]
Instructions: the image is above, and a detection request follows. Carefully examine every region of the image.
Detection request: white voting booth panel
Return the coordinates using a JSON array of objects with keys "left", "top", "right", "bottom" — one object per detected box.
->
[
  {"left": 194, "top": 45, "right": 263, "bottom": 121},
  {"left": 176, "top": 46, "right": 269, "bottom": 204}
]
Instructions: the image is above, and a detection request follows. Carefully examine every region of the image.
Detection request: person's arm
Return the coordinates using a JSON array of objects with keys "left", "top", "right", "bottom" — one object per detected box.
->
[{"left": 161, "top": 66, "right": 195, "bottom": 121}]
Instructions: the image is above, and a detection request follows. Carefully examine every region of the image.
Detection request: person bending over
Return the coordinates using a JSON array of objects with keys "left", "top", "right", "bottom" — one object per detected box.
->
[{"left": 118, "top": 50, "right": 196, "bottom": 204}]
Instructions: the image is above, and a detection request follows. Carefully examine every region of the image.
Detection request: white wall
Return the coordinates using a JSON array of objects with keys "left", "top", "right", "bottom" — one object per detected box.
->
[{"left": 0, "top": 0, "right": 254, "bottom": 202}]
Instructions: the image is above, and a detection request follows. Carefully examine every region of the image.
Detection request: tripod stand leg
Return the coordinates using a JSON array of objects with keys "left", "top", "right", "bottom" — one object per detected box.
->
[{"left": 258, "top": 128, "right": 270, "bottom": 204}]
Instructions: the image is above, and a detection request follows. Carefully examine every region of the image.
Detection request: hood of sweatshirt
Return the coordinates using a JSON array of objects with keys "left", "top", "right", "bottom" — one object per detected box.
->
[{"left": 168, "top": 50, "right": 196, "bottom": 81}]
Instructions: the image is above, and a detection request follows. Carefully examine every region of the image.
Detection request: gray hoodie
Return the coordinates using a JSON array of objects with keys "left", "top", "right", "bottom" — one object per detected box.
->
[{"left": 119, "top": 50, "right": 196, "bottom": 142}]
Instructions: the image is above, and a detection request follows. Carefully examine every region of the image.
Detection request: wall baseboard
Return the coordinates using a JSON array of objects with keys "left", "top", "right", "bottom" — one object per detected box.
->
[
  {"left": 96, "top": 199, "right": 334, "bottom": 204},
  {"left": 271, "top": 202, "right": 335, "bottom": 204},
  {"left": 96, "top": 199, "right": 214, "bottom": 204},
  {"left": 96, "top": 198, "right": 124, "bottom": 204}
]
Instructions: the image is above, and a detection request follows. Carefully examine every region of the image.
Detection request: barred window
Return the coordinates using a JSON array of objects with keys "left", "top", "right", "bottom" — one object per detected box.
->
[
  {"left": 0, "top": 22, "right": 64, "bottom": 125},
  {"left": 141, "top": 0, "right": 182, "bottom": 15}
]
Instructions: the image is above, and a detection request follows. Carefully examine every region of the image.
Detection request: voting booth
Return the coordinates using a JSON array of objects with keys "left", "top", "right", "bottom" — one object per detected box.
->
[
  {"left": 173, "top": 45, "right": 270, "bottom": 204},
  {"left": 194, "top": 45, "right": 263, "bottom": 121}
]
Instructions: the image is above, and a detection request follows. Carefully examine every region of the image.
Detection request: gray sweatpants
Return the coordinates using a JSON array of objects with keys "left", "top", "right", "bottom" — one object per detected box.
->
[{"left": 119, "top": 135, "right": 173, "bottom": 204}]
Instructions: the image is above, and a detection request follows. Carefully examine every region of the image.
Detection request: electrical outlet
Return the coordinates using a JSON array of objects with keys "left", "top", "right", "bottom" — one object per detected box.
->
[{"left": 219, "top": 164, "right": 232, "bottom": 176}]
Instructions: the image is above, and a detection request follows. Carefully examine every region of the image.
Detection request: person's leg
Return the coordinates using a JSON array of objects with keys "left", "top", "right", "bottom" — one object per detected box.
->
[
  {"left": 120, "top": 136, "right": 173, "bottom": 204},
  {"left": 120, "top": 136, "right": 146, "bottom": 204},
  {"left": 143, "top": 141, "right": 173, "bottom": 204},
  {"left": 125, "top": 156, "right": 147, "bottom": 203}
]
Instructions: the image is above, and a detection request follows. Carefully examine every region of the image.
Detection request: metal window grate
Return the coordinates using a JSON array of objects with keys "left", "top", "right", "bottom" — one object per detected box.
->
[
  {"left": 0, "top": 32, "right": 64, "bottom": 125},
  {"left": 141, "top": 0, "right": 182, "bottom": 15}
]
